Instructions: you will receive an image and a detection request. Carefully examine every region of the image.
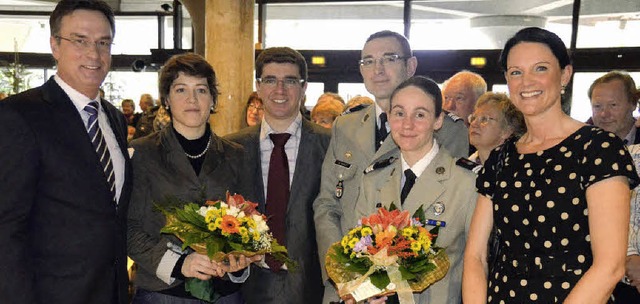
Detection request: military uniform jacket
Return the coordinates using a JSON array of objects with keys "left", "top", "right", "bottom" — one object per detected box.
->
[
  {"left": 313, "top": 104, "right": 470, "bottom": 288},
  {"left": 357, "top": 143, "right": 478, "bottom": 304}
]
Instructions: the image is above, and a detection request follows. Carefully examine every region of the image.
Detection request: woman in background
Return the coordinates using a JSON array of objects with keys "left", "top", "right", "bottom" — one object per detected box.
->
[
  {"left": 468, "top": 92, "right": 525, "bottom": 165},
  {"left": 244, "top": 91, "right": 263, "bottom": 127}
]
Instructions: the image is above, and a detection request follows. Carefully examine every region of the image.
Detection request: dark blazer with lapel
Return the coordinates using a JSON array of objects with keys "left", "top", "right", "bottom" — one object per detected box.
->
[
  {"left": 225, "top": 119, "right": 330, "bottom": 304},
  {"left": 0, "top": 77, "right": 132, "bottom": 304},
  {"left": 127, "top": 125, "right": 254, "bottom": 292}
]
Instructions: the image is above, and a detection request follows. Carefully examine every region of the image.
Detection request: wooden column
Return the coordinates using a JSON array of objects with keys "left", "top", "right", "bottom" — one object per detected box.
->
[{"left": 182, "top": 0, "right": 254, "bottom": 136}]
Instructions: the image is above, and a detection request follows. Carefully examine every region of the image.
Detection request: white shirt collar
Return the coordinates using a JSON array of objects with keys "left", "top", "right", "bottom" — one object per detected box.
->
[
  {"left": 259, "top": 112, "right": 303, "bottom": 140},
  {"left": 54, "top": 75, "right": 101, "bottom": 112},
  {"left": 401, "top": 139, "right": 439, "bottom": 178}
]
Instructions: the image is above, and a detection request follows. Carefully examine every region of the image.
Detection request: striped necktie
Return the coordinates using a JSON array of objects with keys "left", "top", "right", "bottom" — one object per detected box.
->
[{"left": 84, "top": 101, "right": 116, "bottom": 202}]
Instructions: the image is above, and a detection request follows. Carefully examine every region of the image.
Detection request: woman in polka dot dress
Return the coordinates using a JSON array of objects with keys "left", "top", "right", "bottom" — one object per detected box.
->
[{"left": 462, "top": 27, "right": 639, "bottom": 303}]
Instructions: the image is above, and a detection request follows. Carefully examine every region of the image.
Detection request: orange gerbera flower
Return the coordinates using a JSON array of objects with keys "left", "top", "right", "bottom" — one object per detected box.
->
[{"left": 220, "top": 215, "right": 240, "bottom": 234}]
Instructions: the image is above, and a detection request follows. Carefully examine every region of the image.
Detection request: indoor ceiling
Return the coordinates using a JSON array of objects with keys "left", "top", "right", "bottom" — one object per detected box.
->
[{"left": 0, "top": 0, "right": 637, "bottom": 27}]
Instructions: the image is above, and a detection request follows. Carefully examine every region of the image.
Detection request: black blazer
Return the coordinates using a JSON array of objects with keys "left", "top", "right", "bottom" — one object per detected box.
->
[
  {"left": 225, "top": 119, "right": 330, "bottom": 304},
  {"left": 0, "top": 78, "right": 132, "bottom": 304}
]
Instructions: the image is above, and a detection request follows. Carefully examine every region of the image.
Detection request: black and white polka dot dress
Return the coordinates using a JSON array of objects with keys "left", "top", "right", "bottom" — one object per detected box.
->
[{"left": 477, "top": 126, "right": 639, "bottom": 303}]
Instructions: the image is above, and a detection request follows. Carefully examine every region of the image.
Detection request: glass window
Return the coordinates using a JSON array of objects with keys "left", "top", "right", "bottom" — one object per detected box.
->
[
  {"left": 571, "top": 72, "right": 640, "bottom": 122},
  {"left": 303, "top": 82, "right": 325, "bottom": 109},
  {"left": 262, "top": 1, "right": 404, "bottom": 50}
]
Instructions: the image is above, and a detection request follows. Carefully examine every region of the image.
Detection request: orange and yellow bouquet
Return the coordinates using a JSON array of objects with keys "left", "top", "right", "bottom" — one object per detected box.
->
[
  {"left": 326, "top": 206, "right": 449, "bottom": 303},
  {"left": 159, "top": 192, "right": 295, "bottom": 302}
]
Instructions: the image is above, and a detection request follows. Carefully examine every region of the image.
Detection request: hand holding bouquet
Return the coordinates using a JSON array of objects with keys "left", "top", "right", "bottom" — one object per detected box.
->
[
  {"left": 326, "top": 206, "right": 449, "bottom": 304},
  {"left": 159, "top": 192, "right": 296, "bottom": 302}
]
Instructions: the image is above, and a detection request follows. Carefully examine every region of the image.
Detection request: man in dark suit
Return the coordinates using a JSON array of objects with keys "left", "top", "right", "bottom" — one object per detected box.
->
[
  {"left": 226, "top": 47, "right": 329, "bottom": 304},
  {"left": 0, "top": 1, "right": 131, "bottom": 303}
]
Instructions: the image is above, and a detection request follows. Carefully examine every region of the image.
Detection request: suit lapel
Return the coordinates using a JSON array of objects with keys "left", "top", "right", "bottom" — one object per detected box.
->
[{"left": 288, "top": 120, "right": 315, "bottom": 215}]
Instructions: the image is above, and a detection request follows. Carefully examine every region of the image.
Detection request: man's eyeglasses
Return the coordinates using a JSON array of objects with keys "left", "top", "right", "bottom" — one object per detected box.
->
[
  {"left": 468, "top": 114, "right": 497, "bottom": 126},
  {"left": 359, "top": 54, "right": 409, "bottom": 68},
  {"left": 55, "top": 36, "right": 113, "bottom": 53},
  {"left": 257, "top": 77, "right": 304, "bottom": 89}
]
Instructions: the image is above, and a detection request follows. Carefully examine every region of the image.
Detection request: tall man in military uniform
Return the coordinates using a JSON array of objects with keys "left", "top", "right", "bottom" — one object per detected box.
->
[{"left": 313, "top": 30, "right": 469, "bottom": 303}]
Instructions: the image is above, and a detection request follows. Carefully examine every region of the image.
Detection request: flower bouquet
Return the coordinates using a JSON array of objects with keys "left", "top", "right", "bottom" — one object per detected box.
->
[
  {"left": 159, "top": 192, "right": 296, "bottom": 302},
  {"left": 326, "top": 205, "right": 449, "bottom": 304}
]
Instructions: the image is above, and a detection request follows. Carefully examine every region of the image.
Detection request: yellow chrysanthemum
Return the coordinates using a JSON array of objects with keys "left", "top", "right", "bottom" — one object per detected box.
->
[
  {"left": 341, "top": 235, "right": 349, "bottom": 248},
  {"left": 348, "top": 237, "right": 358, "bottom": 249},
  {"left": 246, "top": 218, "right": 256, "bottom": 229},
  {"left": 410, "top": 241, "right": 422, "bottom": 252},
  {"left": 401, "top": 227, "right": 413, "bottom": 238},
  {"left": 214, "top": 217, "right": 223, "bottom": 230},
  {"left": 361, "top": 227, "right": 373, "bottom": 236},
  {"left": 207, "top": 222, "right": 216, "bottom": 231}
]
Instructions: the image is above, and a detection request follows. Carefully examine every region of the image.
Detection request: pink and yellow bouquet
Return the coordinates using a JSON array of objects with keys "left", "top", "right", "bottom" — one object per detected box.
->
[
  {"left": 160, "top": 192, "right": 295, "bottom": 302},
  {"left": 326, "top": 206, "right": 449, "bottom": 303}
]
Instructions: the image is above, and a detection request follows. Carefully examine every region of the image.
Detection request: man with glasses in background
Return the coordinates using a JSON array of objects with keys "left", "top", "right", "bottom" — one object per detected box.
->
[
  {"left": 225, "top": 47, "right": 329, "bottom": 304},
  {"left": 314, "top": 30, "right": 469, "bottom": 303},
  {"left": 443, "top": 70, "right": 487, "bottom": 127},
  {"left": 0, "top": 1, "right": 131, "bottom": 304}
]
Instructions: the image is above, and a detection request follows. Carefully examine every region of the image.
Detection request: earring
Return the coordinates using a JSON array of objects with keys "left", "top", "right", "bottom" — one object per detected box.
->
[
  {"left": 560, "top": 85, "right": 566, "bottom": 95},
  {"left": 165, "top": 104, "right": 170, "bottom": 110}
]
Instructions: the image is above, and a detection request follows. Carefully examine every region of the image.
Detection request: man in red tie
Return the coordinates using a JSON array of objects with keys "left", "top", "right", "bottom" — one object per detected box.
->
[{"left": 225, "top": 47, "right": 330, "bottom": 304}]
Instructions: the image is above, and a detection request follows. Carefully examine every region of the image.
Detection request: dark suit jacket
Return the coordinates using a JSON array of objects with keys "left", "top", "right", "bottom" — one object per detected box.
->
[
  {"left": 127, "top": 125, "right": 253, "bottom": 293},
  {"left": 0, "top": 78, "right": 132, "bottom": 304},
  {"left": 225, "top": 119, "right": 330, "bottom": 304}
]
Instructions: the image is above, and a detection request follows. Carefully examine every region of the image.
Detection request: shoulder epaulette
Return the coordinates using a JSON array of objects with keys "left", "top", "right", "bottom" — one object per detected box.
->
[
  {"left": 342, "top": 103, "right": 370, "bottom": 115},
  {"left": 364, "top": 156, "right": 396, "bottom": 174},
  {"left": 456, "top": 157, "right": 482, "bottom": 174},
  {"left": 446, "top": 111, "right": 463, "bottom": 122}
]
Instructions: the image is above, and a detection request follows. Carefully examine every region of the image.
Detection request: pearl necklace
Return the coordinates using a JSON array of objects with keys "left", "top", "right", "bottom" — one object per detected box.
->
[{"left": 184, "top": 136, "right": 212, "bottom": 159}]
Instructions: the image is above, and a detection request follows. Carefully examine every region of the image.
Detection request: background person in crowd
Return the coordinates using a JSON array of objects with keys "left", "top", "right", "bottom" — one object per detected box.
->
[
  {"left": 316, "top": 92, "right": 345, "bottom": 107},
  {"left": 468, "top": 92, "right": 525, "bottom": 164},
  {"left": 121, "top": 98, "right": 141, "bottom": 127},
  {"left": 133, "top": 93, "right": 160, "bottom": 139},
  {"left": 225, "top": 47, "right": 329, "bottom": 304},
  {"left": 313, "top": 30, "right": 469, "bottom": 304},
  {"left": 589, "top": 71, "right": 640, "bottom": 144},
  {"left": 463, "top": 27, "right": 639, "bottom": 304},
  {"left": 345, "top": 95, "right": 374, "bottom": 111},
  {"left": 127, "top": 53, "right": 259, "bottom": 304},
  {"left": 0, "top": 1, "right": 132, "bottom": 303},
  {"left": 617, "top": 144, "right": 640, "bottom": 303},
  {"left": 442, "top": 70, "right": 487, "bottom": 126},
  {"left": 244, "top": 91, "right": 264, "bottom": 127},
  {"left": 353, "top": 76, "right": 478, "bottom": 304},
  {"left": 0, "top": 91, "right": 7, "bottom": 100},
  {"left": 311, "top": 96, "right": 345, "bottom": 128}
]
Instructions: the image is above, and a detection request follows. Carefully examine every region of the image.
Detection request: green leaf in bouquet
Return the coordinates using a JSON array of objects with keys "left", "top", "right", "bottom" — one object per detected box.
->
[
  {"left": 370, "top": 271, "right": 391, "bottom": 290},
  {"left": 412, "top": 206, "right": 426, "bottom": 223},
  {"left": 228, "top": 241, "right": 245, "bottom": 251},
  {"left": 398, "top": 265, "right": 416, "bottom": 281},
  {"left": 388, "top": 203, "right": 398, "bottom": 211},
  {"left": 429, "top": 226, "right": 440, "bottom": 243},
  {"left": 184, "top": 278, "right": 221, "bottom": 304},
  {"left": 205, "top": 237, "right": 225, "bottom": 259}
]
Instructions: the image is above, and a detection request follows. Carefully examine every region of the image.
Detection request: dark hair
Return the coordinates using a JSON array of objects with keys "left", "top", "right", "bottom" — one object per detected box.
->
[
  {"left": 158, "top": 53, "right": 219, "bottom": 116},
  {"left": 255, "top": 47, "right": 308, "bottom": 83},
  {"left": 588, "top": 70, "right": 639, "bottom": 106},
  {"left": 365, "top": 30, "right": 412, "bottom": 58},
  {"left": 390, "top": 76, "right": 443, "bottom": 117},
  {"left": 499, "top": 27, "right": 571, "bottom": 72},
  {"left": 50, "top": 0, "right": 115, "bottom": 37}
]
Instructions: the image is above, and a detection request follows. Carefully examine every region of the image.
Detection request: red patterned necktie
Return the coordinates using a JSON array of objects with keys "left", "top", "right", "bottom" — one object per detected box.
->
[{"left": 265, "top": 133, "right": 291, "bottom": 271}]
